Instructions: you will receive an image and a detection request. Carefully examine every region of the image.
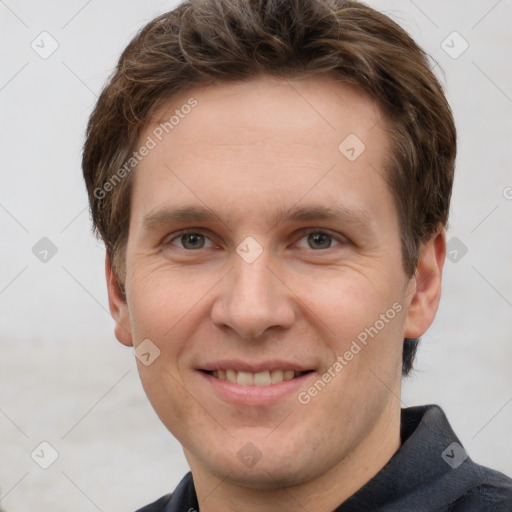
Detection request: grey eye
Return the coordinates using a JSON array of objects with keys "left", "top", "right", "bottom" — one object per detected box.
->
[
  {"left": 295, "top": 231, "right": 340, "bottom": 250},
  {"left": 307, "top": 232, "right": 333, "bottom": 249},
  {"left": 172, "top": 233, "right": 208, "bottom": 250}
]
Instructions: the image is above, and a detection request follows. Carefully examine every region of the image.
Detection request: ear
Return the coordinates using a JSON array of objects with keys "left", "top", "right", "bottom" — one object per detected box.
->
[
  {"left": 105, "top": 252, "right": 133, "bottom": 347},
  {"left": 403, "top": 227, "right": 446, "bottom": 338}
]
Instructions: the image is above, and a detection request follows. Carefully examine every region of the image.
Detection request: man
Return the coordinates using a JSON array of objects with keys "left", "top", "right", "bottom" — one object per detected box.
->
[{"left": 82, "top": 0, "right": 512, "bottom": 510}]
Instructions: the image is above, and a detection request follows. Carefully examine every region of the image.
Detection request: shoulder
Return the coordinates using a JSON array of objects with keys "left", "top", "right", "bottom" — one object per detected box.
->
[
  {"left": 133, "top": 493, "right": 172, "bottom": 512},
  {"left": 132, "top": 471, "right": 197, "bottom": 512},
  {"left": 398, "top": 405, "right": 512, "bottom": 512},
  {"left": 442, "top": 466, "right": 512, "bottom": 512}
]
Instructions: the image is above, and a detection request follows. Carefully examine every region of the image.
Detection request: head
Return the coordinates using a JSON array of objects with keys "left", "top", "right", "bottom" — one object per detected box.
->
[{"left": 82, "top": 0, "right": 455, "bottom": 494}]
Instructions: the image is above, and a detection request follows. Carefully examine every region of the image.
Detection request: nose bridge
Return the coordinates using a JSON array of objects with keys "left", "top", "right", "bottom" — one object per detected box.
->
[
  {"left": 234, "top": 252, "right": 274, "bottom": 304},
  {"left": 211, "top": 247, "right": 294, "bottom": 339}
]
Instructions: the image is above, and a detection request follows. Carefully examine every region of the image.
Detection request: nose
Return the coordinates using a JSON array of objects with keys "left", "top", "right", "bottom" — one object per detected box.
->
[{"left": 210, "top": 248, "right": 296, "bottom": 340}]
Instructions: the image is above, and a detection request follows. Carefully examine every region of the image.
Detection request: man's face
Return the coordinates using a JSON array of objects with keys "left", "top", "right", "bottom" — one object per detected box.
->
[{"left": 115, "top": 76, "right": 418, "bottom": 487}]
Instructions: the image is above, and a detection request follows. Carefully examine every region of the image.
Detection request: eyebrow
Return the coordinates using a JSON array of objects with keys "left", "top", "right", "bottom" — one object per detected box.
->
[{"left": 141, "top": 204, "right": 373, "bottom": 233}]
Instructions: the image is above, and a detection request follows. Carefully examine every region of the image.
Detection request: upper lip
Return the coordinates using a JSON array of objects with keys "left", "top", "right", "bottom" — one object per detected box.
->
[{"left": 197, "top": 359, "right": 315, "bottom": 373}]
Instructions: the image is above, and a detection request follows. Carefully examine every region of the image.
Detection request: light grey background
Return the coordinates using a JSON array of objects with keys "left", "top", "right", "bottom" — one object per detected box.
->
[{"left": 1, "top": 1, "right": 511, "bottom": 511}]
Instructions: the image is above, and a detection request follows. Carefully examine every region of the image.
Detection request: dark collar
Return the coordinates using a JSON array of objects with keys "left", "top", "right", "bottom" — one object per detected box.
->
[
  {"left": 152, "top": 404, "right": 511, "bottom": 512},
  {"left": 335, "top": 404, "right": 507, "bottom": 511}
]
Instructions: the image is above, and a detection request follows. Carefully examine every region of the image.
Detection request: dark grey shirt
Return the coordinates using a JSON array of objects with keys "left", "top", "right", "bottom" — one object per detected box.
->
[{"left": 135, "top": 404, "right": 512, "bottom": 511}]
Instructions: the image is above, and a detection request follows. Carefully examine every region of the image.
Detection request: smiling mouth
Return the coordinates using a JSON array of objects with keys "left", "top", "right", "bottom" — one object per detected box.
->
[{"left": 201, "top": 369, "right": 313, "bottom": 386}]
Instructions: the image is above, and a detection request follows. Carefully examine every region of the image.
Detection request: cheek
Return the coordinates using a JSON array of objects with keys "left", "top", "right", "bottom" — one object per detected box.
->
[
  {"left": 126, "top": 268, "right": 210, "bottom": 436},
  {"left": 299, "top": 266, "right": 403, "bottom": 334},
  {"left": 293, "top": 265, "right": 407, "bottom": 384},
  {"left": 127, "top": 265, "right": 216, "bottom": 352}
]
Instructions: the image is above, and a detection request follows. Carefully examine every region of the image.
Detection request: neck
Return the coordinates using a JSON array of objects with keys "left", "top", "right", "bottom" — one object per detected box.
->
[{"left": 187, "top": 402, "right": 401, "bottom": 512}]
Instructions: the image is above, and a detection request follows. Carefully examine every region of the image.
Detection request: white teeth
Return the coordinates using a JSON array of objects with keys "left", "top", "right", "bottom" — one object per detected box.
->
[
  {"left": 236, "top": 371, "right": 254, "bottom": 385},
  {"left": 212, "top": 368, "right": 303, "bottom": 386},
  {"left": 226, "top": 369, "right": 237, "bottom": 384},
  {"left": 254, "top": 370, "right": 271, "bottom": 386},
  {"left": 283, "top": 370, "right": 295, "bottom": 381},
  {"left": 270, "top": 369, "right": 283, "bottom": 384}
]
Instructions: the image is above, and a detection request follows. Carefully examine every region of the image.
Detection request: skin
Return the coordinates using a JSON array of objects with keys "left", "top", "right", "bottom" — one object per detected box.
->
[{"left": 106, "top": 75, "right": 445, "bottom": 512}]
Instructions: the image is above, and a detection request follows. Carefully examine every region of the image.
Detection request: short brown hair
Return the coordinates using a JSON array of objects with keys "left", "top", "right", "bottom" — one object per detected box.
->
[{"left": 82, "top": 0, "right": 456, "bottom": 375}]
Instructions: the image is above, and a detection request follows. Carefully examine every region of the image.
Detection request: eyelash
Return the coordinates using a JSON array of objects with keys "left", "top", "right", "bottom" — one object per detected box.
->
[{"left": 165, "top": 228, "right": 349, "bottom": 252}]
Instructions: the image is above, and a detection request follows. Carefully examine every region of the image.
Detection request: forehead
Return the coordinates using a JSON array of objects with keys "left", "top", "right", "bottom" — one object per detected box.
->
[
  {"left": 150, "top": 75, "right": 385, "bottom": 150},
  {"left": 131, "top": 75, "right": 394, "bottom": 229}
]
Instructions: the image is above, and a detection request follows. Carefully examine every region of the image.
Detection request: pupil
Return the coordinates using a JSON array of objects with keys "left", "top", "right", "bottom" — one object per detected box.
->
[
  {"left": 183, "top": 233, "right": 204, "bottom": 249},
  {"left": 309, "top": 232, "right": 331, "bottom": 249}
]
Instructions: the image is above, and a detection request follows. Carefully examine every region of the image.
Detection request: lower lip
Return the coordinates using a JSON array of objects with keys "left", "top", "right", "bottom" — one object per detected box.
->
[{"left": 198, "top": 371, "right": 316, "bottom": 406}]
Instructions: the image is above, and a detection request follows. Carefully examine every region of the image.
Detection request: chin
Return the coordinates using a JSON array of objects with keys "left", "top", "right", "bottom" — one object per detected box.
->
[
  {"left": 198, "top": 441, "right": 321, "bottom": 490},
  {"left": 217, "top": 462, "right": 313, "bottom": 490}
]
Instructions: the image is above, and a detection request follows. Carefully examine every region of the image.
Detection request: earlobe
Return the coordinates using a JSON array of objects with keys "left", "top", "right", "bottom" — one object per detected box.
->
[
  {"left": 105, "top": 252, "right": 133, "bottom": 347},
  {"left": 403, "top": 228, "right": 446, "bottom": 339}
]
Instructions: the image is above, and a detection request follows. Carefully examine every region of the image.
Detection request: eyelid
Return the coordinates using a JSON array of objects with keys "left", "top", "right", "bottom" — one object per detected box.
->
[
  {"left": 166, "top": 229, "right": 216, "bottom": 249},
  {"left": 294, "top": 228, "right": 349, "bottom": 248},
  {"left": 164, "top": 227, "right": 349, "bottom": 250}
]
